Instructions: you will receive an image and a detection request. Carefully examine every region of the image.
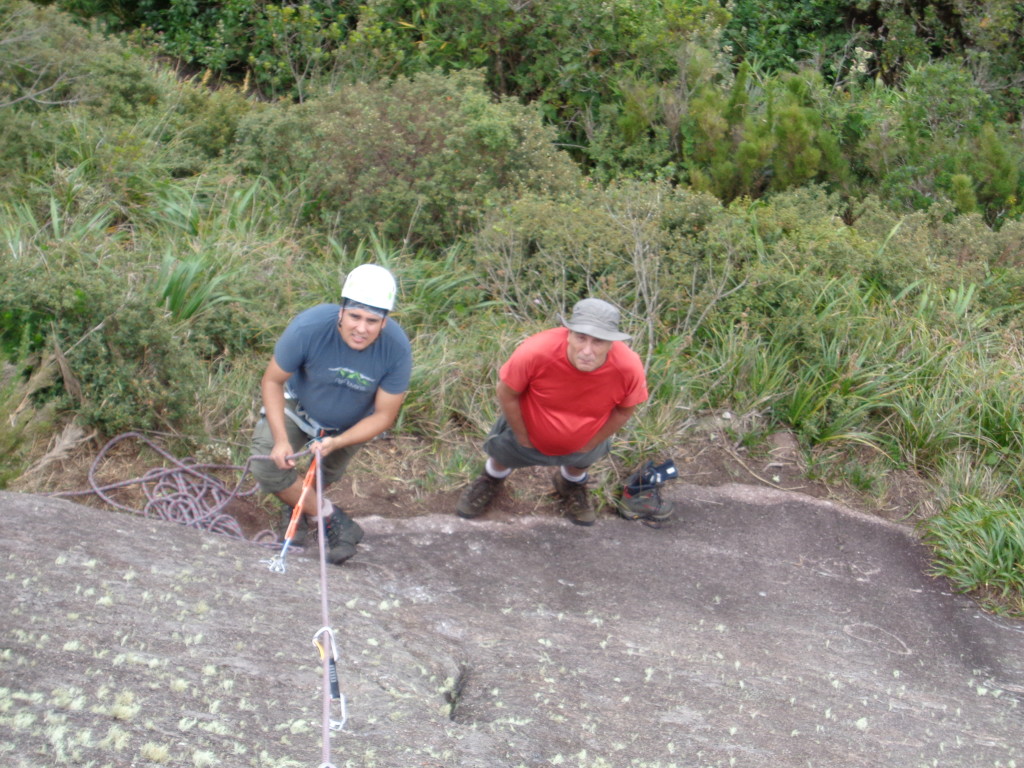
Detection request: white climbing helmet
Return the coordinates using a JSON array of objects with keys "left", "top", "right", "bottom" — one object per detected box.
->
[{"left": 341, "top": 264, "right": 397, "bottom": 312}]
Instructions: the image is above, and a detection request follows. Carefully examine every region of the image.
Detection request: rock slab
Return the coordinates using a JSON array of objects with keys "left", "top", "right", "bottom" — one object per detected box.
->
[{"left": 1, "top": 486, "right": 1021, "bottom": 767}]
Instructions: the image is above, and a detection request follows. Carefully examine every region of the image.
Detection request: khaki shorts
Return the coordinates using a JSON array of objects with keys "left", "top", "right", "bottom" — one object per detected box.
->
[
  {"left": 482, "top": 416, "right": 611, "bottom": 470},
  {"left": 250, "top": 414, "right": 362, "bottom": 494}
]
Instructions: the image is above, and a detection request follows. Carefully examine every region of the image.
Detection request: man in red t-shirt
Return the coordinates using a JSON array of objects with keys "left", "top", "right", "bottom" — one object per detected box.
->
[{"left": 455, "top": 298, "right": 649, "bottom": 525}]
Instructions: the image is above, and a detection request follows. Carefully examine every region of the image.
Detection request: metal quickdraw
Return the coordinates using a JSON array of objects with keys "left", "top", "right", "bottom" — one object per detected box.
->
[{"left": 313, "top": 627, "right": 348, "bottom": 732}]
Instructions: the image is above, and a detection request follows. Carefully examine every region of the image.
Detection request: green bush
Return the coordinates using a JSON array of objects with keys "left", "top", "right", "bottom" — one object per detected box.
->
[
  {"left": 1, "top": 0, "right": 94, "bottom": 110},
  {"left": 0, "top": 162, "right": 297, "bottom": 442},
  {"left": 2, "top": 1, "right": 178, "bottom": 121},
  {"left": 336, "top": 0, "right": 726, "bottom": 148},
  {"left": 0, "top": 109, "right": 61, "bottom": 203},
  {"left": 169, "top": 81, "right": 254, "bottom": 161},
  {"left": 0, "top": 2, "right": 247, "bottom": 208},
  {"left": 234, "top": 70, "right": 581, "bottom": 247},
  {"left": 471, "top": 180, "right": 731, "bottom": 369},
  {"left": 39, "top": 0, "right": 1024, "bottom": 223},
  {"left": 64, "top": 0, "right": 356, "bottom": 101},
  {"left": 0, "top": 253, "right": 202, "bottom": 437},
  {"left": 722, "top": 0, "right": 850, "bottom": 76}
]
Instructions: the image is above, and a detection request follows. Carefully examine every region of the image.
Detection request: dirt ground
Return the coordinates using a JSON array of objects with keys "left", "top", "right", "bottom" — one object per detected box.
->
[{"left": 11, "top": 415, "right": 938, "bottom": 540}]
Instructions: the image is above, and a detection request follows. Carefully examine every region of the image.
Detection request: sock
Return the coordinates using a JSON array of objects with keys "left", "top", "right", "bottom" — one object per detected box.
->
[
  {"left": 485, "top": 458, "right": 512, "bottom": 480},
  {"left": 560, "top": 466, "right": 588, "bottom": 484}
]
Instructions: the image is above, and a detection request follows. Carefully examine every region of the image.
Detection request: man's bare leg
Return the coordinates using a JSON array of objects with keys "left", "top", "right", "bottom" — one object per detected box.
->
[{"left": 276, "top": 481, "right": 321, "bottom": 518}]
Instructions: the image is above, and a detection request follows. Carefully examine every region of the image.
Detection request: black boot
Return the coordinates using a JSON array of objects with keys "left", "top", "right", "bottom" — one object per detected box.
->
[
  {"left": 323, "top": 504, "right": 364, "bottom": 565},
  {"left": 455, "top": 471, "right": 505, "bottom": 518}
]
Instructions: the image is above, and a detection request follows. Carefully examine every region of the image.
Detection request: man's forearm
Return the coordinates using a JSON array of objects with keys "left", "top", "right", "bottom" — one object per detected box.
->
[
  {"left": 497, "top": 382, "right": 531, "bottom": 445},
  {"left": 500, "top": 400, "right": 533, "bottom": 446},
  {"left": 502, "top": 403, "right": 530, "bottom": 441},
  {"left": 582, "top": 407, "right": 635, "bottom": 451},
  {"left": 327, "top": 411, "right": 394, "bottom": 451}
]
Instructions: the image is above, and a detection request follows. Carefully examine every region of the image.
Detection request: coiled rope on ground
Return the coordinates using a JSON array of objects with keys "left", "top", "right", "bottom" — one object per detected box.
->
[{"left": 51, "top": 431, "right": 281, "bottom": 546}]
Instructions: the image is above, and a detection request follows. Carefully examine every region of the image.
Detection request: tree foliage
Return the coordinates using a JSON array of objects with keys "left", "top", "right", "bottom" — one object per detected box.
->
[{"left": 34, "top": 0, "right": 1024, "bottom": 223}]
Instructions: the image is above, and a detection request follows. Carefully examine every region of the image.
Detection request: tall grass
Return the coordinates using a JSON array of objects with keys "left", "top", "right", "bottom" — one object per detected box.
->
[
  {"left": 665, "top": 272, "right": 1024, "bottom": 614},
  {"left": 395, "top": 253, "right": 516, "bottom": 440},
  {"left": 683, "top": 325, "right": 793, "bottom": 415},
  {"left": 154, "top": 249, "right": 245, "bottom": 323},
  {"left": 924, "top": 496, "right": 1024, "bottom": 617}
]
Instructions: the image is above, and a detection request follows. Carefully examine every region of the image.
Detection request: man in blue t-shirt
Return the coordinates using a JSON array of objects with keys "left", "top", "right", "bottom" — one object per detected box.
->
[{"left": 251, "top": 264, "right": 412, "bottom": 565}]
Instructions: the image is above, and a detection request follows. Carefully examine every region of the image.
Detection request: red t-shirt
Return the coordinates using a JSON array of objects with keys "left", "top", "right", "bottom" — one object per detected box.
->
[{"left": 499, "top": 327, "right": 649, "bottom": 456}]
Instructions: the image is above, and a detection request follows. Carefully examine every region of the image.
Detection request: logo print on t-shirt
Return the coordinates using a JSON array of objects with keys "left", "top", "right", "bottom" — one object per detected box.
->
[{"left": 330, "top": 367, "right": 374, "bottom": 391}]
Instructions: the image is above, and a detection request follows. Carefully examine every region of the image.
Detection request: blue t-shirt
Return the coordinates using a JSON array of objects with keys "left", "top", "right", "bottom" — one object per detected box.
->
[{"left": 273, "top": 303, "right": 412, "bottom": 431}]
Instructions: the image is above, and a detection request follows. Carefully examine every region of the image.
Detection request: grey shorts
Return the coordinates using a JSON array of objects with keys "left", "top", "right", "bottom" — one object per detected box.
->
[
  {"left": 250, "top": 414, "right": 362, "bottom": 494},
  {"left": 482, "top": 416, "right": 611, "bottom": 470}
]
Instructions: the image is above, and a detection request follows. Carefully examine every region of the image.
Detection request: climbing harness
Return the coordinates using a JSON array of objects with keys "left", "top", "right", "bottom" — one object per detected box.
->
[{"left": 261, "top": 390, "right": 339, "bottom": 440}]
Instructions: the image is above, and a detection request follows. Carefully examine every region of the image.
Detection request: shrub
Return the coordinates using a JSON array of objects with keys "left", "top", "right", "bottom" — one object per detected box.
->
[
  {"left": 0, "top": 2, "right": 242, "bottom": 196},
  {"left": 0, "top": 253, "right": 203, "bottom": 437},
  {"left": 335, "top": 0, "right": 725, "bottom": 148},
  {"left": 0, "top": 170, "right": 296, "bottom": 440},
  {"left": 234, "top": 70, "right": 581, "bottom": 247},
  {"left": 0, "top": 0, "right": 93, "bottom": 110},
  {"left": 471, "top": 180, "right": 728, "bottom": 365},
  {"left": 66, "top": 0, "right": 356, "bottom": 101},
  {"left": 1, "top": 1, "right": 177, "bottom": 121},
  {"left": 160, "top": 79, "right": 254, "bottom": 163},
  {"left": 0, "top": 109, "right": 61, "bottom": 203}
]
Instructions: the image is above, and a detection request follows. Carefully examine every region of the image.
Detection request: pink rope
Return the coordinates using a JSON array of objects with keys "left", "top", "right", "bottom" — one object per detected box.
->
[
  {"left": 311, "top": 447, "right": 338, "bottom": 765},
  {"left": 50, "top": 431, "right": 282, "bottom": 546}
]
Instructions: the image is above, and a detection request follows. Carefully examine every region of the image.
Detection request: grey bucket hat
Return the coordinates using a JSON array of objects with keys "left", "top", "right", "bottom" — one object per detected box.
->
[{"left": 561, "top": 298, "right": 631, "bottom": 342}]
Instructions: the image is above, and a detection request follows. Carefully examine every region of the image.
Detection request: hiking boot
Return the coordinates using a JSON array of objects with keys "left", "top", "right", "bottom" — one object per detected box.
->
[
  {"left": 323, "top": 504, "right": 364, "bottom": 565},
  {"left": 280, "top": 504, "right": 308, "bottom": 546},
  {"left": 456, "top": 472, "right": 504, "bottom": 519},
  {"left": 553, "top": 472, "right": 595, "bottom": 526}
]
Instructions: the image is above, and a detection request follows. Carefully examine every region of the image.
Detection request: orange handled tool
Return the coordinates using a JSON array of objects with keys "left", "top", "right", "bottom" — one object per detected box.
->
[
  {"left": 282, "top": 455, "right": 318, "bottom": 542},
  {"left": 262, "top": 454, "right": 319, "bottom": 574}
]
